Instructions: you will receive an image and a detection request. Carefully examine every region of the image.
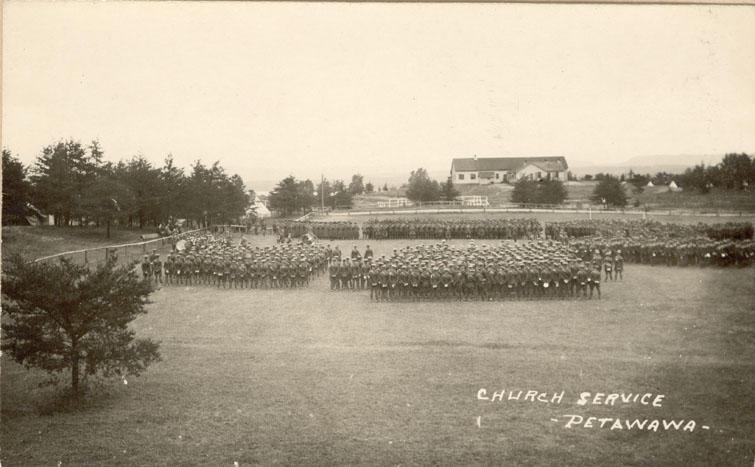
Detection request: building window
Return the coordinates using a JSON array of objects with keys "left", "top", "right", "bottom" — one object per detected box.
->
[
  {"left": 470, "top": 173, "right": 476, "bottom": 180},
  {"left": 537, "top": 171, "right": 542, "bottom": 179},
  {"left": 458, "top": 174, "right": 465, "bottom": 180},
  {"left": 495, "top": 173, "right": 500, "bottom": 179}
]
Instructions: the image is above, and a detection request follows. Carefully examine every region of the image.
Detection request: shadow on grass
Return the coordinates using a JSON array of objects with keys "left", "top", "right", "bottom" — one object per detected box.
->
[{"left": 1, "top": 368, "right": 128, "bottom": 418}]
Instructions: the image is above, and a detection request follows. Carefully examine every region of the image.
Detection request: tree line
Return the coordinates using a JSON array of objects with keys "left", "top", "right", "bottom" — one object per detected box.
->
[
  {"left": 267, "top": 169, "right": 460, "bottom": 215},
  {"left": 2, "top": 140, "right": 250, "bottom": 235}
]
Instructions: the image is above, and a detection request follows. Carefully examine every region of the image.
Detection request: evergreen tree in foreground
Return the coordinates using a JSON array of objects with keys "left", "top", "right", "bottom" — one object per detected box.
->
[{"left": 1, "top": 256, "right": 161, "bottom": 394}]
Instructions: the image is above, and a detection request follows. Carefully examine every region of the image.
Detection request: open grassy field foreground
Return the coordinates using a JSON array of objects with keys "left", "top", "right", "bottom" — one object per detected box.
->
[{"left": 2, "top": 237, "right": 755, "bottom": 466}]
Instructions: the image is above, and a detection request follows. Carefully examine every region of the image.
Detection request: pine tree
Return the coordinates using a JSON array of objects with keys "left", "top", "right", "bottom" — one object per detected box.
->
[{"left": 1, "top": 255, "right": 161, "bottom": 394}]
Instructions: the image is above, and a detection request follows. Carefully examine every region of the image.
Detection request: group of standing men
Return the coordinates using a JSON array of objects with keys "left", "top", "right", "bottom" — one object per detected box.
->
[
  {"left": 363, "top": 218, "right": 542, "bottom": 241},
  {"left": 328, "top": 241, "right": 608, "bottom": 301},
  {"left": 141, "top": 233, "right": 329, "bottom": 288}
]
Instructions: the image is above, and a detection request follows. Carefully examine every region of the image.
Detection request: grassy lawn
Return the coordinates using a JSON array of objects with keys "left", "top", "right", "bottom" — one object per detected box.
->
[
  {"left": 2, "top": 236, "right": 754, "bottom": 466},
  {"left": 1, "top": 226, "right": 150, "bottom": 262},
  {"left": 634, "top": 188, "right": 755, "bottom": 212}
]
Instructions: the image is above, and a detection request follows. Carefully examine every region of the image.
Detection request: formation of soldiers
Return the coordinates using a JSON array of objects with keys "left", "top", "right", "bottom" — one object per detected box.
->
[
  {"left": 545, "top": 219, "right": 753, "bottom": 241},
  {"left": 569, "top": 236, "right": 754, "bottom": 268},
  {"left": 543, "top": 219, "right": 754, "bottom": 268},
  {"left": 363, "top": 218, "right": 542, "bottom": 240},
  {"left": 274, "top": 220, "right": 360, "bottom": 240},
  {"left": 141, "top": 233, "right": 330, "bottom": 288},
  {"left": 327, "top": 245, "right": 375, "bottom": 290},
  {"left": 329, "top": 241, "right": 607, "bottom": 301}
]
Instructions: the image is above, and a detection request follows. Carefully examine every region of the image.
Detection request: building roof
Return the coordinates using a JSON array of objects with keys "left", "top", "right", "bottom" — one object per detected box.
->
[{"left": 451, "top": 156, "right": 568, "bottom": 172}]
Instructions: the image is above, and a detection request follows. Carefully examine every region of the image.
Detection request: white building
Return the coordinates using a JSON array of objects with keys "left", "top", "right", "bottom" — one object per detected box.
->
[{"left": 450, "top": 156, "right": 569, "bottom": 185}]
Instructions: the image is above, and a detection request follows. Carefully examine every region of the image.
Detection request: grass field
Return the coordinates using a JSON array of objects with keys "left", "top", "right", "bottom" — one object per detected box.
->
[
  {"left": 635, "top": 188, "right": 755, "bottom": 212},
  {"left": 1, "top": 226, "right": 148, "bottom": 262},
  {"left": 2, "top": 235, "right": 754, "bottom": 466}
]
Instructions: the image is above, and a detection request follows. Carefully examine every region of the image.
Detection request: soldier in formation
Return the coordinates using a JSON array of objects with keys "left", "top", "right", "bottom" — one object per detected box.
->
[
  {"left": 159, "top": 232, "right": 329, "bottom": 289},
  {"left": 328, "top": 241, "right": 604, "bottom": 301},
  {"left": 363, "top": 218, "right": 542, "bottom": 240},
  {"left": 274, "top": 220, "right": 360, "bottom": 240},
  {"left": 547, "top": 219, "right": 752, "bottom": 242},
  {"left": 569, "top": 236, "right": 754, "bottom": 268}
]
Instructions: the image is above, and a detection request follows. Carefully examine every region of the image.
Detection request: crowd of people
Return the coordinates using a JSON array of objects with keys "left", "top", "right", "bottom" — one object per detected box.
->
[
  {"left": 544, "top": 220, "right": 754, "bottom": 268},
  {"left": 568, "top": 237, "right": 754, "bottom": 267},
  {"left": 136, "top": 216, "right": 752, "bottom": 297},
  {"left": 362, "top": 218, "right": 543, "bottom": 240},
  {"left": 140, "top": 232, "right": 330, "bottom": 288},
  {"left": 545, "top": 219, "right": 753, "bottom": 241},
  {"left": 329, "top": 241, "right": 611, "bottom": 301},
  {"left": 273, "top": 220, "right": 360, "bottom": 240}
]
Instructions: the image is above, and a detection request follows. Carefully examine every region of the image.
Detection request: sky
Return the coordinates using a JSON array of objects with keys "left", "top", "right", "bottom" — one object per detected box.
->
[{"left": 3, "top": 2, "right": 755, "bottom": 191}]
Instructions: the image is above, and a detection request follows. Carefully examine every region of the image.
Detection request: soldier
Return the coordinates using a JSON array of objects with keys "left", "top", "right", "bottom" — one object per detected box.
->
[
  {"left": 152, "top": 254, "right": 163, "bottom": 286},
  {"left": 603, "top": 255, "right": 613, "bottom": 281},
  {"left": 576, "top": 262, "right": 588, "bottom": 299},
  {"left": 430, "top": 267, "right": 441, "bottom": 300},
  {"left": 614, "top": 252, "right": 624, "bottom": 280},
  {"left": 364, "top": 245, "right": 374, "bottom": 261},
  {"left": 589, "top": 266, "right": 601, "bottom": 299},
  {"left": 369, "top": 265, "right": 380, "bottom": 300},
  {"left": 351, "top": 246, "right": 361, "bottom": 261},
  {"left": 164, "top": 254, "right": 174, "bottom": 285},
  {"left": 141, "top": 255, "right": 152, "bottom": 282}
]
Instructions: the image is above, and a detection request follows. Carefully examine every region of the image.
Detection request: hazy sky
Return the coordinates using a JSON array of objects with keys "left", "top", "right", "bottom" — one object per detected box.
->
[{"left": 3, "top": 2, "right": 755, "bottom": 189}]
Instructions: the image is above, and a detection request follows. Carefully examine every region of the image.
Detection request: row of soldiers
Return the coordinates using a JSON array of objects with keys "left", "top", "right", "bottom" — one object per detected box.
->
[
  {"left": 569, "top": 236, "right": 755, "bottom": 268},
  {"left": 274, "top": 221, "right": 360, "bottom": 240},
  {"left": 140, "top": 233, "right": 330, "bottom": 288},
  {"left": 362, "top": 218, "right": 543, "bottom": 240},
  {"left": 329, "top": 241, "right": 606, "bottom": 301},
  {"left": 546, "top": 219, "right": 753, "bottom": 242}
]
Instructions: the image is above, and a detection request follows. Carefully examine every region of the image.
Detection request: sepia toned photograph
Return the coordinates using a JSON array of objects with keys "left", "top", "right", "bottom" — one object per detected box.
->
[{"left": 2, "top": 2, "right": 754, "bottom": 465}]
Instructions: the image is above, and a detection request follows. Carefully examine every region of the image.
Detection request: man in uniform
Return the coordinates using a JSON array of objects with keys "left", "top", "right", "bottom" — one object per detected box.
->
[
  {"left": 589, "top": 266, "right": 601, "bottom": 299},
  {"left": 152, "top": 254, "right": 163, "bottom": 286},
  {"left": 364, "top": 245, "right": 374, "bottom": 261},
  {"left": 351, "top": 245, "right": 361, "bottom": 261},
  {"left": 614, "top": 252, "right": 624, "bottom": 280},
  {"left": 603, "top": 254, "right": 613, "bottom": 281},
  {"left": 576, "top": 262, "right": 588, "bottom": 299},
  {"left": 141, "top": 255, "right": 152, "bottom": 282},
  {"left": 329, "top": 258, "right": 339, "bottom": 290}
]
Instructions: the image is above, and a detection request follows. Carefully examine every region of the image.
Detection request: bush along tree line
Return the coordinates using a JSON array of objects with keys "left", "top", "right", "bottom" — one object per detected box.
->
[
  {"left": 602, "top": 153, "right": 755, "bottom": 194},
  {"left": 675, "top": 153, "right": 754, "bottom": 193},
  {"left": 511, "top": 178, "right": 568, "bottom": 205},
  {"left": 405, "top": 168, "right": 459, "bottom": 203},
  {"left": 591, "top": 176, "right": 628, "bottom": 207},
  {"left": 268, "top": 173, "right": 384, "bottom": 214},
  {"left": 2, "top": 140, "right": 250, "bottom": 234}
]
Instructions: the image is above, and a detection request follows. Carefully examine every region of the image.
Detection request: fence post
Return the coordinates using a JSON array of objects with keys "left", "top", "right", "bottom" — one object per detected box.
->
[{"left": 84, "top": 250, "right": 88, "bottom": 264}]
